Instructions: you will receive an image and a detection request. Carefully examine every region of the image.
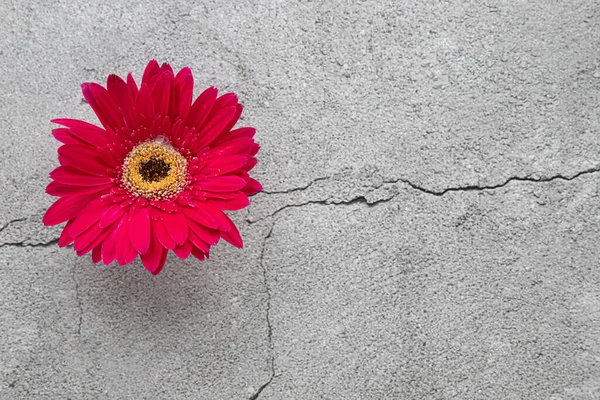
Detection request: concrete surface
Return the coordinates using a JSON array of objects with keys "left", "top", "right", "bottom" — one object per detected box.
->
[{"left": 1, "top": 0, "right": 599, "bottom": 399}]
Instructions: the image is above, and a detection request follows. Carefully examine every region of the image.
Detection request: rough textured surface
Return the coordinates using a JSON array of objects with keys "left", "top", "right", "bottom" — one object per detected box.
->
[{"left": 1, "top": 0, "right": 599, "bottom": 399}]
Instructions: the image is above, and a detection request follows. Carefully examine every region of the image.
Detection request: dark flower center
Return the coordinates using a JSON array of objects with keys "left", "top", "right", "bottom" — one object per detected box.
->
[{"left": 139, "top": 158, "right": 171, "bottom": 183}]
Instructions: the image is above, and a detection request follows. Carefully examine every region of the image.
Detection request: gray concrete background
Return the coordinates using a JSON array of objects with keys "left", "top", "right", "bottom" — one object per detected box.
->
[{"left": 1, "top": 0, "right": 599, "bottom": 399}]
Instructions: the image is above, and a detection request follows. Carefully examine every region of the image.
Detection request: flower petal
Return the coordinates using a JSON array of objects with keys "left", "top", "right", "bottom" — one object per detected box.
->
[
  {"left": 52, "top": 128, "right": 85, "bottom": 145},
  {"left": 162, "top": 211, "right": 188, "bottom": 245},
  {"left": 200, "top": 204, "right": 231, "bottom": 231},
  {"left": 73, "top": 221, "right": 112, "bottom": 254},
  {"left": 186, "top": 87, "right": 218, "bottom": 129},
  {"left": 101, "top": 227, "right": 119, "bottom": 265},
  {"left": 243, "top": 178, "right": 263, "bottom": 195},
  {"left": 191, "top": 246, "right": 207, "bottom": 261},
  {"left": 106, "top": 74, "right": 136, "bottom": 128},
  {"left": 199, "top": 176, "right": 246, "bottom": 193},
  {"left": 49, "top": 166, "right": 113, "bottom": 186},
  {"left": 140, "top": 232, "right": 167, "bottom": 275},
  {"left": 206, "top": 155, "right": 248, "bottom": 176},
  {"left": 173, "top": 241, "right": 192, "bottom": 259},
  {"left": 210, "top": 137, "right": 257, "bottom": 157},
  {"left": 115, "top": 217, "right": 138, "bottom": 265},
  {"left": 189, "top": 220, "right": 220, "bottom": 245},
  {"left": 52, "top": 118, "right": 113, "bottom": 148},
  {"left": 188, "top": 229, "right": 210, "bottom": 252},
  {"left": 207, "top": 192, "right": 249, "bottom": 211},
  {"left": 221, "top": 215, "right": 243, "bottom": 248},
  {"left": 152, "top": 71, "right": 172, "bottom": 116},
  {"left": 43, "top": 194, "right": 98, "bottom": 226},
  {"left": 81, "top": 83, "right": 125, "bottom": 130},
  {"left": 58, "top": 219, "right": 75, "bottom": 247},
  {"left": 135, "top": 83, "right": 155, "bottom": 124},
  {"left": 142, "top": 60, "right": 161, "bottom": 87},
  {"left": 128, "top": 204, "right": 150, "bottom": 254},
  {"left": 152, "top": 218, "right": 176, "bottom": 250},
  {"left": 221, "top": 104, "right": 243, "bottom": 135},
  {"left": 69, "top": 199, "right": 110, "bottom": 237},
  {"left": 92, "top": 244, "right": 102, "bottom": 263},
  {"left": 99, "top": 204, "right": 128, "bottom": 228},
  {"left": 182, "top": 205, "right": 219, "bottom": 229},
  {"left": 46, "top": 181, "right": 113, "bottom": 197},
  {"left": 213, "top": 127, "right": 256, "bottom": 146},
  {"left": 191, "top": 106, "right": 237, "bottom": 151},
  {"left": 57, "top": 144, "right": 112, "bottom": 175},
  {"left": 170, "top": 67, "right": 193, "bottom": 121}
]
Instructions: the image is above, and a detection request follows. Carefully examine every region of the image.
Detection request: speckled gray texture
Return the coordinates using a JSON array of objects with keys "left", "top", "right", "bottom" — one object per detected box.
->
[{"left": 1, "top": 0, "right": 599, "bottom": 399}]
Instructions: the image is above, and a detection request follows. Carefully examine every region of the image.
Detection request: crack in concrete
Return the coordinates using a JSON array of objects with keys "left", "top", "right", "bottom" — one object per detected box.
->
[
  {"left": 249, "top": 166, "right": 600, "bottom": 223},
  {"left": 0, "top": 239, "right": 59, "bottom": 248},
  {"left": 71, "top": 266, "right": 83, "bottom": 337},
  {"left": 249, "top": 222, "right": 276, "bottom": 400},
  {"left": 0, "top": 217, "right": 27, "bottom": 233},
  {"left": 261, "top": 176, "right": 330, "bottom": 195},
  {"left": 394, "top": 165, "right": 600, "bottom": 197}
]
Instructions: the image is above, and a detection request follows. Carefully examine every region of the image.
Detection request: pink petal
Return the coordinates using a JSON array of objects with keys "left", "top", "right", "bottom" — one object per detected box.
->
[
  {"left": 115, "top": 217, "right": 137, "bottom": 266},
  {"left": 170, "top": 67, "right": 193, "bottom": 121},
  {"left": 188, "top": 229, "right": 210, "bottom": 252},
  {"left": 191, "top": 246, "right": 207, "bottom": 261},
  {"left": 199, "top": 176, "right": 246, "bottom": 192},
  {"left": 200, "top": 204, "right": 231, "bottom": 231},
  {"left": 73, "top": 222, "right": 110, "bottom": 253},
  {"left": 173, "top": 241, "right": 192, "bottom": 259},
  {"left": 49, "top": 166, "right": 112, "bottom": 186},
  {"left": 186, "top": 87, "right": 218, "bottom": 129},
  {"left": 242, "top": 178, "right": 263, "bottom": 195},
  {"left": 92, "top": 244, "right": 102, "bottom": 264},
  {"left": 69, "top": 199, "right": 110, "bottom": 237},
  {"left": 162, "top": 211, "right": 188, "bottom": 245},
  {"left": 206, "top": 155, "right": 248, "bottom": 176},
  {"left": 181, "top": 205, "right": 219, "bottom": 229},
  {"left": 57, "top": 144, "right": 111, "bottom": 175},
  {"left": 210, "top": 137, "right": 257, "bottom": 157},
  {"left": 126, "top": 73, "right": 139, "bottom": 110},
  {"left": 212, "top": 92, "right": 238, "bottom": 109},
  {"left": 81, "top": 83, "right": 125, "bottom": 130},
  {"left": 43, "top": 194, "right": 98, "bottom": 226},
  {"left": 151, "top": 71, "right": 172, "bottom": 116},
  {"left": 58, "top": 219, "right": 75, "bottom": 247},
  {"left": 191, "top": 106, "right": 237, "bottom": 151},
  {"left": 207, "top": 192, "right": 249, "bottom": 211},
  {"left": 106, "top": 74, "right": 135, "bottom": 128},
  {"left": 52, "top": 118, "right": 113, "bottom": 148},
  {"left": 101, "top": 227, "right": 118, "bottom": 265},
  {"left": 189, "top": 220, "right": 220, "bottom": 245},
  {"left": 159, "top": 62, "right": 174, "bottom": 76},
  {"left": 99, "top": 204, "right": 128, "bottom": 228},
  {"left": 128, "top": 204, "right": 150, "bottom": 254},
  {"left": 78, "top": 226, "right": 113, "bottom": 256},
  {"left": 214, "top": 127, "right": 256, "bottom": 146},
  {"left": 52, "top": 128, "right": 85, "bottom": 145},
  {"left": 46, "top": 181, "right": 113, "bottom": 197},
  {"left": 135, "top": 83, "right": 155, "bottom": 124},
  {"left": 243, "top": 157, "right": 258, "bottom": 171},
  {"left": 152, "top": 218, "right": 176, "bottom": 249},
  {"left": 221, "top": 104, "right": 243, "bottom": 135},
  {"left": 142, "top": 60, "right": 161, "bottom": 87},
  {"left": 140, "top": 232, "right": 167, "bottom": 275},
  {"left": 221, "top": 215, "right": 243, "bottom": 248}
]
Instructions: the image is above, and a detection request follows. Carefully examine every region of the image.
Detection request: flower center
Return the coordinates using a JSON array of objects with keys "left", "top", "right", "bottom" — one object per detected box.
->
[{"left": 121, "top": 140, "right": 188, "bottom": 200}]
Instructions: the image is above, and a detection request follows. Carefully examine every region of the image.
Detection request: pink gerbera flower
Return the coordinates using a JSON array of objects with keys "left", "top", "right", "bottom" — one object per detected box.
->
[{"left": 43, "top": 60, "right": 262, "bottom": 275}]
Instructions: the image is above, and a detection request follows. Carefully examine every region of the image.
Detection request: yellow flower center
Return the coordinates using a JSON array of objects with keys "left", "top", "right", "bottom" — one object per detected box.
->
[{"left": 121, "top": 139, "right": 188, "bottom": 200}]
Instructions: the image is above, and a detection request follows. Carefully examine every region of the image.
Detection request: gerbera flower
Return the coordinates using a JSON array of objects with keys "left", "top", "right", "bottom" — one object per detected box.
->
[{"left": 43, "top": 60, "right": 262, "bottom": 275}]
